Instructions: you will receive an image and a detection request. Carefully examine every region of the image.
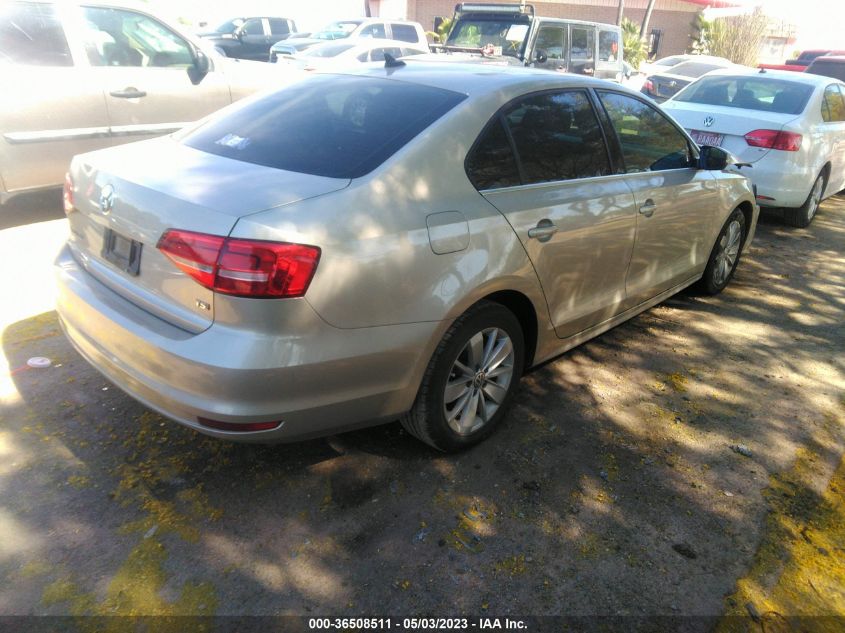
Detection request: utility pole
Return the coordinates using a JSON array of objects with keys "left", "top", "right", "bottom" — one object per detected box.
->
[{"left": 616, "top": 0, "right": 624, "bottom": 26}]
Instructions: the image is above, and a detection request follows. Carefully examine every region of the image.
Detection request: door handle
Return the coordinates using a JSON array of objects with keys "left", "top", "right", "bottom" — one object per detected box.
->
[
  {"left": 527, "top": 220, "right": 558, "bottom": 242},
  {"left": 109, "top": 88, "right": 147, "bottom": 99},
  {"left": 639, "top": 199, "right": 657, "bottom": 217}
]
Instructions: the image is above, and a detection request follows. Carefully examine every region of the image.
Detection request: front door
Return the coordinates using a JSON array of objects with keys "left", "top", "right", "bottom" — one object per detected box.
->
[
  {"left": 238, "top": 17, "right": 270, "bottom": 60},
  {"left": 80, "top": 6, "right": 230, "bottom": 141},
  {"left": 532, "top": 24, "right": 566, "bottom": 71},
  {"left": 597, "top": 91, "right": 719, "bottom": 305},
  {"left": 467, "top": 89, "right": 638, "bottom": 339}
]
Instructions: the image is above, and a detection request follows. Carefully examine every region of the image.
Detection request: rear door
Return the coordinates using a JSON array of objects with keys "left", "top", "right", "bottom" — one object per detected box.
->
[
  {"left": 0, "top": 1, "right": 109, "bottom": 194},
  {"left": 80, "top": 5, "right": 230, "bottom": 139},
  {"left": 821, "top": 84, "right": 845, "bottom": 193},
  {"left": 468, "top": 89, "right": 638, "bottom": 339},
  {"left": 597, "top": 90, "right": 719, "bottom": 304}
]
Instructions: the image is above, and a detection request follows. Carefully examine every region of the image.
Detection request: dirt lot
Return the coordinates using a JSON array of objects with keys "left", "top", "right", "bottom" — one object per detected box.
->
[{"left": 0, "top": 193, "right": 843, "bottom": 626}]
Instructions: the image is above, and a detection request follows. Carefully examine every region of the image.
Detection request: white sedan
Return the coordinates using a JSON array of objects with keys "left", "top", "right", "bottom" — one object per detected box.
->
[
  {"left": 273, "top": 38, "right": 429, "bottom": 72},
  {"left": 663, "top": 68, "right": 845, "bottom": 226}
]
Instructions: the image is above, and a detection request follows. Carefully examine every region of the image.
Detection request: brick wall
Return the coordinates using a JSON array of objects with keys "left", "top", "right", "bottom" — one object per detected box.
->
[{"left": 404, "top": 0, "right": 700, "bottom": 58}]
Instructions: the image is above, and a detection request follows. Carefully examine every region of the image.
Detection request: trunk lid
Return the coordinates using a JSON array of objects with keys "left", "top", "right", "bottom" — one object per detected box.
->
[
  {"left": 67, "top": 136, "right": 349, "bottom": 333},
  {"left": 662, "top": 101, "right": 801, "bottom": 163}
]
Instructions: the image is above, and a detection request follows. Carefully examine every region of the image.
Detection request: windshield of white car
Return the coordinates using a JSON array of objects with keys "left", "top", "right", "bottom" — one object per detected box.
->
[
  {"left": 181, "top": 75, "right": 467, "bottom": 179},
  {"left": 673, "top": 76, "right": 814, "bottom": 115},
  {"left": 312, "top": 21, "right": 361, "bottom": 40},
  {"left": 446, "top": 18, "right": 529, "bottom": 57},
  {"left": 663, "top": 61, "right": 727, "bottom": 79},
  {"left": 302, "top": 43, "right": 356, "bottom": 58},
  {"left": 653, "top": 55, "right": 686, "bottom": 67}
]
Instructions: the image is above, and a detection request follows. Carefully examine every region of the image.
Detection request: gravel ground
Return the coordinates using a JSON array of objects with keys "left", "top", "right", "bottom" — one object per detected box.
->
[{"left": 0, "top": 194, "right": 843, "bottom": 622}]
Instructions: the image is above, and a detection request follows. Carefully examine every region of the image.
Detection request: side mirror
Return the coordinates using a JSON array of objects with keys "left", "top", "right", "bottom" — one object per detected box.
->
[
  {"left": 234, "top": 27, "right": 245, "bottom": 40},
  {"left": 187, "top": 48, "right": 210, "bottom": 85},
  {"left": 534, "top": 48, "right": 548, "bottom": 64},
  {"left": 698, "top": 145, "right": 733, "bottom": 170}
]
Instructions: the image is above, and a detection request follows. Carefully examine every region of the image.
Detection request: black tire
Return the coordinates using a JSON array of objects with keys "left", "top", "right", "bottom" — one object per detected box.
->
[
  {"left": 401, "top": 301, "right": 525, "bottom": 452},
  {"left": 699, "top": 208, "right": 747, "bottom": 295},
  {"left": 784, "top": 171, "right": 825, "bottom": 228}
]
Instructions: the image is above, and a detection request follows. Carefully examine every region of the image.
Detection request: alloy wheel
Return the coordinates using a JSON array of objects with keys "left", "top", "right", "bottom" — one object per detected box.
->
[
  {"left": 443, "top": 327, "right": 515, "bottom": 435},
  {"left": 713, "top": 219, "right": 742, "bottom": 286}
]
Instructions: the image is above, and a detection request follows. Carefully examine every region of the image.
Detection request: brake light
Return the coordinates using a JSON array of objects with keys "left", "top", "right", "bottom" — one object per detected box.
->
[
  {"left": 744, "top": 129, "right": 802, "bottom": 151},
  {"left": 63, "top": 173, "right": 74, "bottom": 214},
  {"left": 157, "top": 229, "right": 320, "bottom": 298}
]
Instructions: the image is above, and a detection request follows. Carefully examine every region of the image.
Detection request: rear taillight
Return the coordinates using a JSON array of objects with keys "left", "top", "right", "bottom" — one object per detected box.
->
[
  {"left": 157, "top": 229, "right": 320, "bottom": 298},
  {"left": 643, "top": 79, "right": 655, "bottom": 94},
  {"left": 63, "top": 173, "right": 74, "bottom": 214},
  {"left": 744, "top": 129, "right": 802, "bottom": 151}
]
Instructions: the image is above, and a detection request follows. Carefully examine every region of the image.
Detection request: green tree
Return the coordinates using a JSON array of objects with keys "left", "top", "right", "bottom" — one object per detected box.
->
[
  {"left": 689, "top": 8, "right": 768, "bottom": 66},
  {"left": 621, "top": 17, "right": 647, "bottom": 69}
]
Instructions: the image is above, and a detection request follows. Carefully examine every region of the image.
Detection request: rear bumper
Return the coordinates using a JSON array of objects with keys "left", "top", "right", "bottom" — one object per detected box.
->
[
  {"left": 746, "top": 153, "right": 816, "bottom": 208},
  {"left": 55, "top": 243, "right": 441, "bottom": 442}
]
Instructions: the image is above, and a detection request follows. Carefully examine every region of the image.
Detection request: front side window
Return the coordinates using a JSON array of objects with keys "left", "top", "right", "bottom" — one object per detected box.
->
[
  {"left": 598, "top": 30, "right": 619, "bottom": 62},
  {"left": 535, "top": 25, "right": 565, "bottom": 61},
  {"left": 598, "top": 91, "right": 692, "bottom": 172},
  {"left": 242, "top": 18, "right": 264, "bottom": 36},
  {"left": 821, "top": 84, "right": 845, "bottom": 122},
  {"left": 391, "top": 24, "right": 418, "bottom": 43},
  {"left": 82, "top": 7, "right": 192, "bottom": 67},
  {"left": 359, "top": 23, "right": 386, "bottom": 38},
  {"left": 181, "top": 75, "right": 466, "bottom": 179},
  {"left": 0, "top": 1, "right": 72, "bottom": 66}
]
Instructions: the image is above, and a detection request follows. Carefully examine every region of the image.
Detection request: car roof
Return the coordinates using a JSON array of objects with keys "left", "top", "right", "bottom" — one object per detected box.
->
[
  {"left": 703, "top": 66, "right": 844, "bottom": 87},
  {"left": 327, "top": 60, "right": 630, "bottom": 97}
]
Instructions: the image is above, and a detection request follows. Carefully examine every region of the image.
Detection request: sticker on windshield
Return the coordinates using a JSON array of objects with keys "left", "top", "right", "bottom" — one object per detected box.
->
[
  {"left": 505, "top": 24, "right": 528, "bottom": 41},
  {"left": 214, "top": 133, "right": 251, "bottom": 150}
]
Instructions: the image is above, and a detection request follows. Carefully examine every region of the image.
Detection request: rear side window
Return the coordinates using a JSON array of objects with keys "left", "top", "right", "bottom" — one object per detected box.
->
[
  {"left": 598, "top": 30, "right": 619, "bottom": 62},
  {"left": 391, "top": 24, "right": 419, "bottom": 43},
  {"left": 598, "top": 91, "right": 692, "bottom": 172},
  {"left": 466, "top": 118, "right": 521, "bottom": 190},
  {"left": 181, "top": 75, "right": 466, "bottom": 178},
  {"left": 0, "top": 2, "right": 72, "bottom": 66},
  {"left": 822, "top": 84, "right": 845, "bottom": 122},
  {"left": 268, "top": 19, "right": 290, "bottom": 35},
  {"left": 674, "top": 76, "right": 813, "bottom": 114}
]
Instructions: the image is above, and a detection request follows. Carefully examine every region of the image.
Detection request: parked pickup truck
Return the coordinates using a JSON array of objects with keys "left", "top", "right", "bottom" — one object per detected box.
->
[
  {"left": 759, "top": 49, "right": 845, "bottom": 72},
  {"left": 432, "top": 2, "right": 624, "bottom": 82}
]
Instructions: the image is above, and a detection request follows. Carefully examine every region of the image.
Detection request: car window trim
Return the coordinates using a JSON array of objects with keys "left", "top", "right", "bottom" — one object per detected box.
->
[
  {"left": 464, "top": 87, "right": 615, "bottom": 191},
  {"left": 594, "top": 88, "right": 700, "bottom": 175}
]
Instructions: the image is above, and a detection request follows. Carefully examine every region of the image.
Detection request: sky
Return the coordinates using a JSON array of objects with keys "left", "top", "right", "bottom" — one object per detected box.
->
[{"left": 713, "top": 0, "right": 845, "bottom": 50}]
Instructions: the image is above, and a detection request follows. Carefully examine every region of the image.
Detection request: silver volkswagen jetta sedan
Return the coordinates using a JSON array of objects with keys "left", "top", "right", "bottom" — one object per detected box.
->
[{"left": 56, "top": 62, "right": 758, "bottom": 451}]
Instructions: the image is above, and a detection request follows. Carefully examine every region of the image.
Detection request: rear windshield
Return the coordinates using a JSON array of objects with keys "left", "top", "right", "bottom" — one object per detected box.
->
[
  {"left": 807, "top": 60, "right": 845, "bottom": 82},
  {"left": 181, "top": 75, "right": 466, "bottom": 179},
  {"left": 674, "top": 76, "right": 814, "bottom": 114},
  {"left": 666, "top": 61, "right": 725, "bottom": 79}
]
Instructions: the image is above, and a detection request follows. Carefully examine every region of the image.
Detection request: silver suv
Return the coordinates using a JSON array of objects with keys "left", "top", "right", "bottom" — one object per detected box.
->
[{"left": 0, "top": 0, "right": 298, "bottom": 204}]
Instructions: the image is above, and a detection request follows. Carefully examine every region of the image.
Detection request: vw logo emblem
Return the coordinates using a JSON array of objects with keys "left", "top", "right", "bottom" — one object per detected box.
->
[
  {"left": 99, "top": 184, "right": 115, "bottom": 214},
  {"left": 703, "top": 116, "right": 715, "bottom": 128}
]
